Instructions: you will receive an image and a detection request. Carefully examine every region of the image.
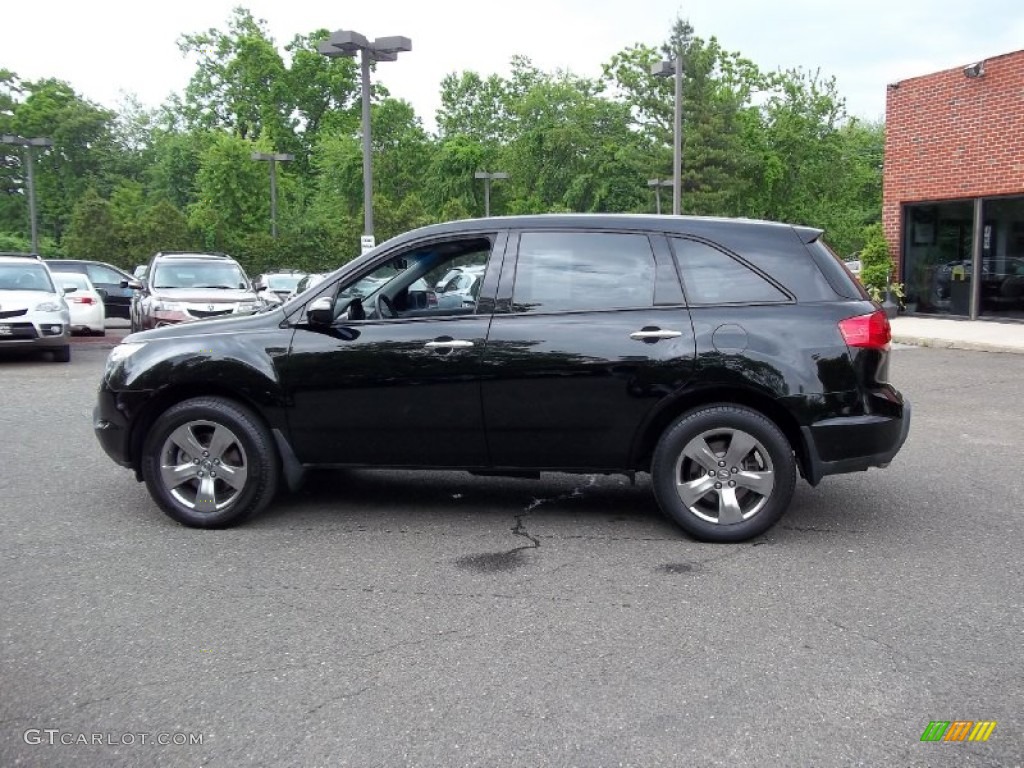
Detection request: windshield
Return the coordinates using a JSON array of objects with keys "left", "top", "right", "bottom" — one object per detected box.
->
[
  {"left": 0, "top": 263, "right": 56, "bottom": 293},
  {"left": 267, "top": 274, "right": 304, "bottom": 291},
  {"left": 152, "top": 262, "right": 249, "bottom": 290}
]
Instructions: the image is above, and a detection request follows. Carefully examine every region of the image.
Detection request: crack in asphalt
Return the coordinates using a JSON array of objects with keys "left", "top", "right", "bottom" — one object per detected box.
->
[
  {"left": 512, "top": 474, "right": 599, "bottom": 550},
  {"left": 306, "top": 684, "right": 373, "bottom": 715}
]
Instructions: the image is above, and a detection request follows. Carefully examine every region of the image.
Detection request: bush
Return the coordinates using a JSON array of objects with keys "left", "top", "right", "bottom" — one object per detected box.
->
[{"left": 858, "top": 223, "right": 893, "bottom": 292}]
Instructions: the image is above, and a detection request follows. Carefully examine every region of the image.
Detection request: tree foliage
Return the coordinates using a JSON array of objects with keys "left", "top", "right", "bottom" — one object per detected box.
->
[{"left": 0, "top": 8, "right": 885, "bottom": 271}]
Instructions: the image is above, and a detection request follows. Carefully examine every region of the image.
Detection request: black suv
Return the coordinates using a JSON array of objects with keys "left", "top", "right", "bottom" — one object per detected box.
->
[
  {"left": 127, "top": 252, "right": 261, "bottom": 332},
  {"left": 45, "top": 259, "right": 135, "bottom": 320},
  {"left": 94, "top": 215, "right": 910, "bottom": 542}
]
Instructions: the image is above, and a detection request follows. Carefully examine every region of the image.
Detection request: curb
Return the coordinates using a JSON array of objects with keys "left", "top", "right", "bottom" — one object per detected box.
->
[{"left": 892, "top": 335, "right": 1024, "bottom": 355}]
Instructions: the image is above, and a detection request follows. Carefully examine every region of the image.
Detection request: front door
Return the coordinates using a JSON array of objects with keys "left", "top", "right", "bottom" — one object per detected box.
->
[{"left": 280, "top": 232, "right": 505, "bottom": 467}]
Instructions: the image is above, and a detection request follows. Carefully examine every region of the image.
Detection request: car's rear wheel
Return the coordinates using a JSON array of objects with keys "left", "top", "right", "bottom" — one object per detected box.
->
[
  {"left": 651, "top": 405, "right": 795, "bottom": 542},
  {"left": 141, "top": 397, "right": 279, "bottom": 528}
]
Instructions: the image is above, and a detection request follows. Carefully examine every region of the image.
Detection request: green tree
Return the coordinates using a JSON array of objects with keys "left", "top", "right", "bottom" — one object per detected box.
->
[{"left": 63, "top": 188, "right": 118, "bottom": 260}]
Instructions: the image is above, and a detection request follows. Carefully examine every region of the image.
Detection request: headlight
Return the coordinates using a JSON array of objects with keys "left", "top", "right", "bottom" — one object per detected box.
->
[
  {"left": 35, "top": 301, "right": 63, "bottom": 312},
  {"left": 104, "top": 342, "right": 147, "bottom": 378},
  {"left": 152, "top": 300, "right": 183, "bottom": 312},
  {"left": 108, "top": 342, "right": 147, "bottom": 365}
]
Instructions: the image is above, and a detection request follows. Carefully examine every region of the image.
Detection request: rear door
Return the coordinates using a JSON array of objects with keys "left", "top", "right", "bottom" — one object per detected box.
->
[{"left": 481, "top": 229, "right": 696, "bottom": 470}]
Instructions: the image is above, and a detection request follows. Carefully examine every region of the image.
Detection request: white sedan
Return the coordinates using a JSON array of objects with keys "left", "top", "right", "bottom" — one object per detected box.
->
[{"left": 57, "top": 272, "right": 105, "bottom": 335}]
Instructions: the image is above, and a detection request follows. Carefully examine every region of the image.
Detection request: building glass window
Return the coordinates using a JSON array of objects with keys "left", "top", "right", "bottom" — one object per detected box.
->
[
  {"left": 902, "top": 195, "right": 1024, "bottom": 319},
  {"left": 979, "top": 196, "right": 1024, "bottom": 320},
  {"left": 901, "top": 201, "right": 974, "bottom": 316}
]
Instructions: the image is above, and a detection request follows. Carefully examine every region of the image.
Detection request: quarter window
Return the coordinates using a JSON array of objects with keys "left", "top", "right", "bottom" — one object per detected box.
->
[
  {"left": 512, "top": 232, "right": 656, "bottom": 313},
  {"left": 671, "top": 238, "right": 788, "bottom": 304}
]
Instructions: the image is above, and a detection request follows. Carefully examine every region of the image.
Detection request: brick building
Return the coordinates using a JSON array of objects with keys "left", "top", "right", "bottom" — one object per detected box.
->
[{"left": 883, "top": 49, "right": 1024, "bottom": 320}]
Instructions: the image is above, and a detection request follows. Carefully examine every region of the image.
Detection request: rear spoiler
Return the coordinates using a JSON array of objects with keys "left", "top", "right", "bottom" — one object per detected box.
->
[{"left": 793, "top": 225, "right": 825, "bottom": 244}]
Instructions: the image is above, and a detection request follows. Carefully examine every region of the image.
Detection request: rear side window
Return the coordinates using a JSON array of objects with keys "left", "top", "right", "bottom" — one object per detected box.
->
[
  {"left": 671, "top": 238, "right": 788, "bottom": 305},
  {"left": 806, "top": 239, "right": 870, "bottom": 300},
  {"left": 512, "top": 232, "right": 655, "bottom": 313}
]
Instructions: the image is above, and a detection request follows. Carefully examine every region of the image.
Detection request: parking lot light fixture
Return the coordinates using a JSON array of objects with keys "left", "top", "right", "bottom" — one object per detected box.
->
[
  {"left": 251, "top": 152, "right": 295, "bottom": 238},
  {"left": 318, "top": 30, "right": 412, "bottom": 251},
  {"left": 474, "top": 171, "right": 509, "bottom": 217},
  {"left": 647, "top": 178, "right": 673, "bottom": 215},
  {"left": 651, "top": 56, "right": 683, "bottom": 215},
  {"left": 1, "top": 135, "right": 54, "bottom": 253}
]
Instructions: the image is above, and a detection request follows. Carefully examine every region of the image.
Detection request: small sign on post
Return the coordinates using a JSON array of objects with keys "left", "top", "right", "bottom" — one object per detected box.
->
[{"left": 360, "top": 235, "right": 376, "bottom": 254}]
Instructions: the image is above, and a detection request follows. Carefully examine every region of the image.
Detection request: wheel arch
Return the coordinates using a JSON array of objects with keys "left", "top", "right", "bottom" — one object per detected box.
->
[{"left": 630, "top": 385, "right": 809, "bottom": 480}]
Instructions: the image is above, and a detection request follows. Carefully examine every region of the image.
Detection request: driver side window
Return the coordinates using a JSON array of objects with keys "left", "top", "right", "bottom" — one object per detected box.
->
[{"left": 334, "top": 236, "right": 495, "bottom": 322}]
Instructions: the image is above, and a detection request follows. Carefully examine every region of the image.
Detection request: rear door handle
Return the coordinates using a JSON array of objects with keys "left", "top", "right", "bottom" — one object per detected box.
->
[
  {"left": 629, "top": 329, "right": 683, "bottom": 340},
  {"left": 424, "top": 339, "right": 475, "bottom": 349}
]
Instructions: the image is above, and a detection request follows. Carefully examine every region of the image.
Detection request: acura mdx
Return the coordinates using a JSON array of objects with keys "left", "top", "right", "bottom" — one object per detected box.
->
[{"left": 94, "top": 215, "right": 910, "bottom": 542}]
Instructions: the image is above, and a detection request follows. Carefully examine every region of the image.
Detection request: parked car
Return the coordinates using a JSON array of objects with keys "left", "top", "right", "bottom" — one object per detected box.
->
[
  {"left": 54, "top": 272, "right": 105, "bottom": 335},
  {"left": 0, "top": 252, "right": 70, "bottom": 362},
  {"left": 435, "top": 264, "right": 485, "bottom": 308},
  {"left": 46, "top": 259, "right": 135, "bottom": 320},
  {"left": 127, "top": 252, "right": 261, "bottom": 332},
  {"left": 254, "top": 270, "right": 306, "bottom": 305},
  {"left": 286, "top": 272, "right": 327, "bottom": 301},
  {"left": 95, "top": 214, "right": 910, "bottom": 542}
]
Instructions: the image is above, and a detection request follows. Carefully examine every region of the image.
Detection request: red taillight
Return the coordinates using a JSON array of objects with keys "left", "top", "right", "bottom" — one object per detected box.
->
[
  {"left": 838, "top": 310, "right": 891, "bottom": 349},
  {"left": 70, "top": 296, "right": 95, "bottom": 305}
]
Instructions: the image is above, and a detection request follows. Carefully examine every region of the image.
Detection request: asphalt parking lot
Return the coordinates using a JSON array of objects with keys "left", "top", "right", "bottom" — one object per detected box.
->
[{"left": 1, "top": 341, "right": 1021, "bottom": 767}]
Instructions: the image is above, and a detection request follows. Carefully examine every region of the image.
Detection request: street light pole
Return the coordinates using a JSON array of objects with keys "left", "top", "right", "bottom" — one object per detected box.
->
[
  {"left": 2, "top": 134, "right": 54, "bottom": 253},
  {"left": 251, "top": 151, "right": 295, "bottom": 238},
  {"left": 647, "top": 178, "right": 672, "bottom": 215},
  {"left": 652, "top": 54, "right": 683, "bottom": 215},
  {"left": 474, "top": 171, "right": 509, "bottom": 217},
  {"left": 319, "top": 30, "right": 412, "bottom": 253}
]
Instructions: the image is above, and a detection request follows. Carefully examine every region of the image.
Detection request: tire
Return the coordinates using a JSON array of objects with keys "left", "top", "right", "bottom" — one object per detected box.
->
[
  {"left": 141, "top": 397, "right": 279, "bottom": 528},
  {"left": 92, "top": 327, "right": 106, "bottom": 337},
  {"left": 129, "top": 313, "right": 138, "bottom": 333},
  {"left": 52, "top": 345, "right": 71, "bottom": 363},
  {"left": 651, "top": 405, "right": 795, "bottom": 543}
]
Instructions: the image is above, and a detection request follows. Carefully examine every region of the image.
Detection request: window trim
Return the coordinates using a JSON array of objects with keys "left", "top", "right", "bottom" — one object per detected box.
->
[{"left": 668, "top": 235, "right": 796, "bottom": 307}]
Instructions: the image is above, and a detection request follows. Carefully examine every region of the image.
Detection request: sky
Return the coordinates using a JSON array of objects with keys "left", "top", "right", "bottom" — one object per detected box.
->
[{"left": 3, "top": 0, "right": 1023, "bottom": 132}]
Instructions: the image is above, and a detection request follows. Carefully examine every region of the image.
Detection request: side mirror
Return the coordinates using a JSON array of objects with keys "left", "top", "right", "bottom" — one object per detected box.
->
[
  {"left": 253, "top": 280, "right": 268, "bottom": 292},
  {"left": 307, "top": 296, "right": 334, "bottom": 326},
  {"left": 125, "top": 279, "right": 144, "bottom": 291}
]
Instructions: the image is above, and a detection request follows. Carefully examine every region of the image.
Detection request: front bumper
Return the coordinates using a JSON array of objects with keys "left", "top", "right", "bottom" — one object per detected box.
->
[
  {"left": 93, "top": 386, "right": 134, "bottom": 469},
  {"left": 800, "top": 398, "right": 912, "bottom": 486}
]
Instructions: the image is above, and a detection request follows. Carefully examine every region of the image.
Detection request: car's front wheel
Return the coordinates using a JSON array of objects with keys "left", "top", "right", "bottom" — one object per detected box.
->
[
  {"left": 141, "top": 397, "right": 279, "bottom": 528},
  {"left": 651, "top": 405, "right": 795, "bottom": 542}
]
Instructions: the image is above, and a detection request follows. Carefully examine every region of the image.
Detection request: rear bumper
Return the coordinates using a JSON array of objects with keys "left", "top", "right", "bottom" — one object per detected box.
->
[{"left": 800, "top": 399, "right": 911, "bottom": 486}]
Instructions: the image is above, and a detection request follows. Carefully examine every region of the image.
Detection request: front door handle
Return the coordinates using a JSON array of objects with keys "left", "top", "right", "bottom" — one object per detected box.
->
[
  {"left": 629, "top": 329, "right": 683, "bottom": 341},
  {"left": 424, "top": 339, "right": 475, "bottom": 349}
]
